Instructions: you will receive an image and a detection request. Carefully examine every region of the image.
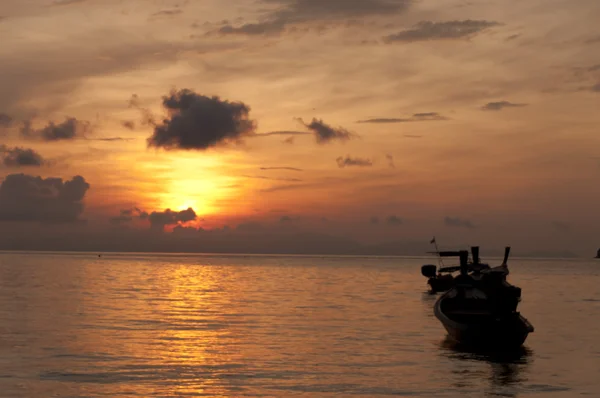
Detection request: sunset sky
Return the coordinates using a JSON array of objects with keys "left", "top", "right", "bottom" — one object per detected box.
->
[{"left": 1, "top": 0, "right": 599, "bottom": 255}]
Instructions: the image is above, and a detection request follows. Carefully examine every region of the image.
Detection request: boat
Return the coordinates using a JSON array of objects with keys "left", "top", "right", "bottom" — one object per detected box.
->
[
  {"left": 421, "top": 246, "right": 490, "bottom": 293},
  {"left": 433, "top": 247, "right": 534, "bottom": 348}
]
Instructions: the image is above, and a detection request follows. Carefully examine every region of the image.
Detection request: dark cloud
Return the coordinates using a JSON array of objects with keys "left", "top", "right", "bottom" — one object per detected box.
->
[
  {"left": 0, "top": 174, "right": 90, "bottom": 223},
  {"left": 551, "top": 221, "right": 570, "bottom": 232},
  {"left": 147, "top": 89, "right": 257, "bottom": 150},
  {"left": 0, "top": 113, "right": 12, "bottom": 127},
  {"left": 21, "top": 117, "right": 89, "bottom": 141},
  {"left": 481, "top": 101, "right": 528, "bottom": 111},
  {"left": 370, "top": 216, "right": 379, "bottom": 224},
  {"left": 110, "top": 207, "right": 148, "bottom": 225},
  {"left": 300, "top": 118, "right": 355, "bottom": 144},
  {"left": 385, "top": 154, "right": 395, "bottom": 168},
  {"left": 218, "top": 0, "right": 412, "bottom": 36},
  {"left": 357, "top": 112, "right": 448, "bottom": 123},
  {"left": 0, "top": 146, "right": 45, "bottom": 167},
  {"left": 384, "top": 20, "right": 500, "bottom": 43},
  {"left": 404, "top": 134, "right": 422, "bottom": 138},
  {"left": 149, "top": 208, "right": 197, "bottom": 230},
  {"left": 336, "top": 155, "right": 373, "bottom": 168},
  {"left": 279, "top": 215, "right": 294, "bottom": 223},
  {"left": 591, "top": 83, "right": 600, "bottom": 92},
  {"left": 386, "top": 215, "right": 403, "bottom": 226},
  {"left": 444, "top": 216, "right": 475, "bottom": 229}
]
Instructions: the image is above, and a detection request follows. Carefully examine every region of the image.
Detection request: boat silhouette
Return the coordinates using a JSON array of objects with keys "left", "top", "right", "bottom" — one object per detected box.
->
[{"left": 432, "top": 247, "right": 534, "bottom": 348}]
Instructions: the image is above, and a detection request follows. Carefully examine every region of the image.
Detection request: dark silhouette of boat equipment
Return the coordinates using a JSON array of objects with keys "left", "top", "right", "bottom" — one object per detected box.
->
[{"left": 422, "top": 246, "right": 490, "bottom": 293}]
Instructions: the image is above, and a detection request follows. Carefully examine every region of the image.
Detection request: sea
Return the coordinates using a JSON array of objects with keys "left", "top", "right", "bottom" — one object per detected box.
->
[{"left": 0, "top": 252, "right": 598, "bottom": 398}]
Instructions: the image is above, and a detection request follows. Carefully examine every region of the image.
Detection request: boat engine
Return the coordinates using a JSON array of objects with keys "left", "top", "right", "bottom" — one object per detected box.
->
[{"left": 421, "top": 264, "right": 437, "bottom": 278}]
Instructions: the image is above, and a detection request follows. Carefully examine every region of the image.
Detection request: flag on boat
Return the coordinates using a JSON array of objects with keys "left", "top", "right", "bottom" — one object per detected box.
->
[{"left": 430, "top": 237, "right": 436, "bottom": 244}]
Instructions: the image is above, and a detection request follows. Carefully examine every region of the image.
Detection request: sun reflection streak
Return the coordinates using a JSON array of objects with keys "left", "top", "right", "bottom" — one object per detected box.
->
[{"left": 151, "top": 263, "right": 241, "bottom": 395}]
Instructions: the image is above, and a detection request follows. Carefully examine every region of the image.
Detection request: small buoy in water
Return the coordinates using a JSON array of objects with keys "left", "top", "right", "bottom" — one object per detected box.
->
[{"left": 98, "top": 254, "right": 102, "bottom": 258}]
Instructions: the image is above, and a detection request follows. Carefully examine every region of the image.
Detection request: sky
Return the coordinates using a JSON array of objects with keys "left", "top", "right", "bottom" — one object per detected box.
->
[{"left": 0, "top": 0, "right": 599, "bottom": 256}]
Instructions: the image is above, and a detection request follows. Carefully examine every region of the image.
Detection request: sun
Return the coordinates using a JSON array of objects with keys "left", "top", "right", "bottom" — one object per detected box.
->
[
  {"left": 175, "top": 200, "right": 199, "bottom": 212},
  {"left": 136, "top": 151, "right": 251, "bottom": 219},
  {"left": 158, "top": 179, "right": 220, "bottom": 216}
]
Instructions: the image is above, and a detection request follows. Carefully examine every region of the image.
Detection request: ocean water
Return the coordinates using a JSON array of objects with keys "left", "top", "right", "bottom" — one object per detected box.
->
[{"left": 0, "top": 252, "right": 598, "bottom": 398}]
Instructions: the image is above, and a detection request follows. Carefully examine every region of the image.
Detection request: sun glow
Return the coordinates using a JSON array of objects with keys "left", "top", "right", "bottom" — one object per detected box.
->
[
  {"left": 136, "top": 153, "right": 250, "bottom": 217},
  {"left": 158, "top": 178, "right": 220, "bottom": 215}
]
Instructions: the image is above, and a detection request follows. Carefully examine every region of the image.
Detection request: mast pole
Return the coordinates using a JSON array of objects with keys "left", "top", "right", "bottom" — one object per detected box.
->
[{"left": 431, "top": 236, "right": 444, "bottom": 267}]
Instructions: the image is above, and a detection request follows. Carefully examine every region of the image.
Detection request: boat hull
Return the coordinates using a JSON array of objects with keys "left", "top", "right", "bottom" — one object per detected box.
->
[{"left": 434, "top": 293, "right": 534, "bottom": 348}]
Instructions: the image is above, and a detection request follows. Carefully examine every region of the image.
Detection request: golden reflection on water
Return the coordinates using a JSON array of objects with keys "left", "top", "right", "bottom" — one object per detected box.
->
[
  {"left": 157, "top": 265, "right": 234, "bottom": 396},
  {"left": 0, "top": 254, "right": 597, "bottom": 397}
]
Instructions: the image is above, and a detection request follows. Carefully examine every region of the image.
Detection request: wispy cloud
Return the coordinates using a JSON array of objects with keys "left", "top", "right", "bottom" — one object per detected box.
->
[
  {"left": 260, "top": 167, "right": 304, "bottom": 172},
  {"left": 300, "top": 118, "right": 356, "bottom": 144},
  {"left": 357, "top": 112, "right": 448, "bottom": 123},
  {"left": 336, "top": 155, "right": 373, "bottom": 168},
  {"left": 481, "top": 101, "right": 528, "bottom": 111},
  {"left": 385, "top": 154, "right": 395, "bottom": 168},
  {"left": 386, "top": 215, "right": 403, "bottom": 226},
  {"left": 88, "top": 137, "right": 135, "bottom": 142},
  {"left": 151, "top": 9, "right": 183, "bottom": 18},
  {"left": 254, "top": 130, "right": 310, "bottom": 137},
  {"left": 51, "top": 0, "right": 89, "bottom": 6},
  {"left": 121, "top": 121, "right": 136, "bottom": 130},
  {"left": 218, "top": 21, "right": 287, "bottom": 36},
  {"left": 0, "top": 113, "right": 12, "bottom": 127},
  {"left": 384, "top": 20, "right": 500, "bottom": 43},
  {"left": 444, "top": 216, "right": 475, "bottom": 228},
  {"left": 217, "top": 0, "right": 413, "bottom": 36},
  {"left": 241, "top": 175, "right": 303, "bottom": 182}
]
